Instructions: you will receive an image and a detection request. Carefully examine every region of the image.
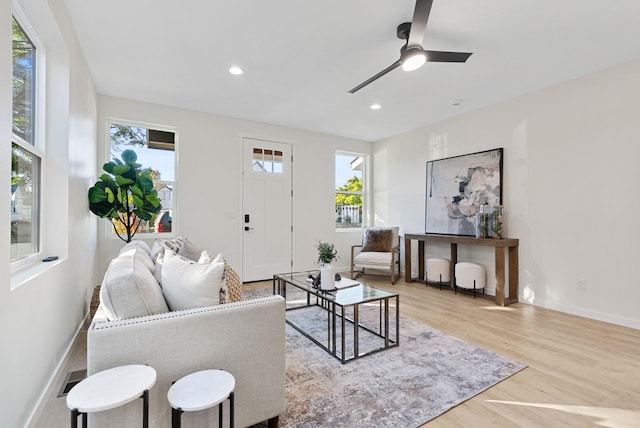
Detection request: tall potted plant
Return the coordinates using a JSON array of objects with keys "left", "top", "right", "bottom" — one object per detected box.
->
[
  {"left": 316, "top": 240, "right": 338, "bottom": 290},
  {"left": 88, "top": 149, "right": 162, "bottom": 243}
]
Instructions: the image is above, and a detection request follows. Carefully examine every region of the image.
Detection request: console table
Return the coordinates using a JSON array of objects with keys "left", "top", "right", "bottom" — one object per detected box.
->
[{"left": 404, "top": 233, "right": 519, "bottom": 306}]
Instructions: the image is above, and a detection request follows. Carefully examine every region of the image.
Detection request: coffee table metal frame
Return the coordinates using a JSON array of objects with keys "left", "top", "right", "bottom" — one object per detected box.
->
[{"left": 273, "top": 271, "right": 399, "bottom": 364}]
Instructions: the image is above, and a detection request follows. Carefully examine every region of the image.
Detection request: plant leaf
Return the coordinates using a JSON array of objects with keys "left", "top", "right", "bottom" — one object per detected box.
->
[{"left": 115, "top": 175, "right": 134, "bottom": 186}]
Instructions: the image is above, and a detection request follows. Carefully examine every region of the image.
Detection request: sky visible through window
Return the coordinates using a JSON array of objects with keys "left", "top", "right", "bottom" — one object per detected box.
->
[
  {"left": 109, "top": 124, "right": 174, "bottom": 181},
  {"left": 335, "top": 153, "right": 361, "bottom": 188},
  {"left": 129, "top": 144, "right": 175, "bottom": 181}
]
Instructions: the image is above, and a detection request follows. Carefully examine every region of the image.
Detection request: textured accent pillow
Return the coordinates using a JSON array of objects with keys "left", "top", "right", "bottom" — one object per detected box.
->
[
  {"left": 361, "top": 229, "right": 393, "bottom": 252},
  {"left": 150, "top": 236, "right": 185, "bottom": 260},
  {"left": 100, "top": 247, "right": 169, "bottom": 321},
  {"left": 222, "top": 263, "right": 243, "bottom": 304},
  {"left": 178, "top": 238, "right": 203, "bottom": 262},
  {"left": 161, "top": 251, "right": 225, "bottom": 311}
]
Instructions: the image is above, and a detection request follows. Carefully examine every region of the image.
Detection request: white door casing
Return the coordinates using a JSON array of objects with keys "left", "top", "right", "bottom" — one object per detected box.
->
[{"left": 242, "top": 138, "right": 292, "bottom": 281}]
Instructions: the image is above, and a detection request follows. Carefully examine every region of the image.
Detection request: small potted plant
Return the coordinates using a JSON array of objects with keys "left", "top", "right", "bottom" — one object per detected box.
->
[{"left": 316, "top": 240, "right": 338, "bottom": 290}]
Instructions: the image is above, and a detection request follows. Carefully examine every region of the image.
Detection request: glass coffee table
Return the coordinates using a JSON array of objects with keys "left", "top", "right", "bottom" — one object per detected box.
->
[{"left": 273, "top": 271, "right": 399, "bottom": 363}]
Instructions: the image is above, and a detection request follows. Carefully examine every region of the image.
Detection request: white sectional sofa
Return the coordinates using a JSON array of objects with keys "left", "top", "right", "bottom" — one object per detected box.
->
[{"left": 87, "top": 239, "right": 286, "bottom": 427}]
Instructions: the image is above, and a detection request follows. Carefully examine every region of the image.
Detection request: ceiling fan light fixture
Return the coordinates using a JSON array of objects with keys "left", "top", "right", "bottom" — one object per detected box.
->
[{"left": 401, "top": 49, "right": 426, "bottom": 71}]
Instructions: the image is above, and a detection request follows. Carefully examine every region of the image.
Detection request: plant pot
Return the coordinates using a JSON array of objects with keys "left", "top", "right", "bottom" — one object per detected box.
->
[{"left": 320, "top": 264, "right": 335, "bottom": 290}]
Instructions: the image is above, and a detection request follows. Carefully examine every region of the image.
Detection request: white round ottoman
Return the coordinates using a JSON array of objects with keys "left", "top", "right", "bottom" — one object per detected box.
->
[
  {"left": 455, "top": 262, "right": 485, "bottom": 298},
  {"left": 426, "top": 258, "right": 450, "bottom": 289}
]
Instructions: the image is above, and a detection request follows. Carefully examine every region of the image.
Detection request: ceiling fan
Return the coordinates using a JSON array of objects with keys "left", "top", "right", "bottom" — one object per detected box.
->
[{"left": 348, "top": 0, "right": 472, "bottom": 94}]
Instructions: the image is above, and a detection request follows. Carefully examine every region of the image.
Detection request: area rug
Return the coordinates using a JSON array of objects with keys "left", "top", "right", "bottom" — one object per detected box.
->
[{"left": 247, "top": 287, "right": 526, "bottom": 427}]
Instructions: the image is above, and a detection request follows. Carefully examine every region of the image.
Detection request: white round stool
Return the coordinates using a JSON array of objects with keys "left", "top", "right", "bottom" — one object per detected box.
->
[
  {"left": 426, "top": 258, "right": 450, "bottom": 289},
  {"left": 66, "top": 364, "right": 156, "bottom": 428},
  {"left": 455, "top": 262, "right": 485, "bottom": 298},
  {"left": 168, "top": 369, "right": 235, "bottom": 428}
]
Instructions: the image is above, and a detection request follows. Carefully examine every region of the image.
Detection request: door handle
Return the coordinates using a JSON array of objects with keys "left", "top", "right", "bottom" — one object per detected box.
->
[{"left": 244, "top": 226, "right": 255, "bottom": 231}]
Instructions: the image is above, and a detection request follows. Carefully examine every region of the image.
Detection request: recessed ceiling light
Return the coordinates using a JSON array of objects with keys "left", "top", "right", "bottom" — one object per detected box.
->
[
  {"left": 229, "top": 66, "right": 244, "bottom": 75},
  {"left": 370, "top": 104, "right": 382, "bottom": 110}
]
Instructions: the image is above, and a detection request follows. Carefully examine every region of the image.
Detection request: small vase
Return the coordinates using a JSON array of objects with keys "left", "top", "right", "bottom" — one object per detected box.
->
[
  {"left": 320, "top": 264, "right": 335, "bottom": 290},
  {"left": 491, "top": 205, "right": 504, "bottom": 239},
  {"left": 475, "top": 204, "right": 488, "bottom": 239}
]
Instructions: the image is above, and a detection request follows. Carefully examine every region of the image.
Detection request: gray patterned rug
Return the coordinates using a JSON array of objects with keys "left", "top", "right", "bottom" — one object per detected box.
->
[{"left": 247, "top": 287, "right": 526, "bottom": 427}]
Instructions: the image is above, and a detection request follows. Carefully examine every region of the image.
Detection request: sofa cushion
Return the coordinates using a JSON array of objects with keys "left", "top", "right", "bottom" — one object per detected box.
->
[
  {"left": 161, "top": 251, "right": 226, "bottom": 311},
  {"left": 119, "top": 239, "right": 152, "bottom": 256},
  {"left": 361, "top": 228, "right": 393, "bottom": 252},
  {"left": 100, "top": 247, "right": 169, "bottom": 321}
]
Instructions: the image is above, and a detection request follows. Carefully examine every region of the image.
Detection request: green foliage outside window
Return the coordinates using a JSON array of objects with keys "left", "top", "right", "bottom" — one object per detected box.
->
[{"left": 335, "top": 176, "right": 363, "bottom": 206}]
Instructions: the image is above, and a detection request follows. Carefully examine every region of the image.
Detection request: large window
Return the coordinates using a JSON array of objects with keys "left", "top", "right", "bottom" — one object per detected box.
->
[
  {"left": 108, "top": 121, "right": 176, "bottom": 235},
  {"left": 11, "top": 16, "right": 41, "bottom": 263},
  {"left": 335, "top": 152, "right": 364, "bottom": 229}
]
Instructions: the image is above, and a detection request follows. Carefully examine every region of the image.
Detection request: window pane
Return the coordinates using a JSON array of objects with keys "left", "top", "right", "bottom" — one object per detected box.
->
[
  {"left": 335, "top": 153, "right": 363, "bottom": 228},
  {"left": 11, "top": 143, "right": 39, "bottom": 262},
  {"left": 273, "top": 150, "right": 283, "bottom": 173},
  {"left": 252, "top": 148, "right": 264, "bottom": 172},
  {"left": 12, "top": 17, "right": 36, "bottom": 144},
  {"left": 109, "top": 123, "right": 175, "bottom": 236}
]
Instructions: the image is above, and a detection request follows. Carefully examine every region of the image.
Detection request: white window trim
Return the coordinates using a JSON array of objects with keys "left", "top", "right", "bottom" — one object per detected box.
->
[
  {"left": 103, "top": 118, "right": 178, "bottom": 241},
  {"left": 10, "top": 9, "right": 46, "bottom": 273}
]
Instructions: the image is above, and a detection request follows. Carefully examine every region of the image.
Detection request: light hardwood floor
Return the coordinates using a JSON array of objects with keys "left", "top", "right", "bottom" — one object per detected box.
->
[{"left": 34, "top": 274, "right": 640, "bottom": 427}]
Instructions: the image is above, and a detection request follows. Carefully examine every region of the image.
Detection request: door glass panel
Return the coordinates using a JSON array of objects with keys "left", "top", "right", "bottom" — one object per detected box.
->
[
  {"left": 273, "top": 150, "right": 283, "bottom": 173},
  {"left": 253, "top": 148, "right": 264, "bottom": 172}
]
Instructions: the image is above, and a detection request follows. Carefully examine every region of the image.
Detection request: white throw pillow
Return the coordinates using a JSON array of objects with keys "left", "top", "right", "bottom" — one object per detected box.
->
[
  {"left": 198, "top": 250, "right": 224, "bottom": 264},
  {"left": 100, "top": 247, "right": 169, "bottom": 321},
  {"left": 161, "top": 251, "right": 225, "bottom": 311}
]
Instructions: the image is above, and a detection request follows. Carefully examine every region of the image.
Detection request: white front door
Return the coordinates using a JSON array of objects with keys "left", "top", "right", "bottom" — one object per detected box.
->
[{"left": 242, "top": 138, "right": 292, "bottom": 281}]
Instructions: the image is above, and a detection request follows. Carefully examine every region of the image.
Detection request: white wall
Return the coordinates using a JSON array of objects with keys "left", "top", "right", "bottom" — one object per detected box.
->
[
  {"left": 97, "top": 96, "right": 371, "bottom": 277},
  {"left": 0, "top": 0, "right": 98, "bottom": 426},
  {"left": 374, "top": 59, "right": 640, "bottom": 329}
]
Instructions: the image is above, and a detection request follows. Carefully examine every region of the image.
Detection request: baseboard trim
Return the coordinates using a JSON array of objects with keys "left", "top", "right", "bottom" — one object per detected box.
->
[{"left": 25, "top": 311, "right": 89, "bottom": 428}]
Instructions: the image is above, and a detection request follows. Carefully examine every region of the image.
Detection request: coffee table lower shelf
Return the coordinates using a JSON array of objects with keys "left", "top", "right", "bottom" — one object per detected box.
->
[{"left": 274, "top": 272, "right": 399, "bottom": 364}]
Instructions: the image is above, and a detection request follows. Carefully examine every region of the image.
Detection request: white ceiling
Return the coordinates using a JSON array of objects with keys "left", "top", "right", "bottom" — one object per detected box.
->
[{"left": 63, "top": 0, "right": 640, "bottom": 141}]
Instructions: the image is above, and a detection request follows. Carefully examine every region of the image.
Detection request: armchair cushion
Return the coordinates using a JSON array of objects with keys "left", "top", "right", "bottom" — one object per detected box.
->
[
  {"left": 354, "top": 251, "right": 394, "bottom": 266},
  {"left": 361, "top": 228, "right": 394, "bottom": 252}
]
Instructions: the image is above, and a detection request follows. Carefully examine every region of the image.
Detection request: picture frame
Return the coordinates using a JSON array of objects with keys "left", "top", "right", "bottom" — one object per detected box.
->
[{"left": 425, "top": 148, "right": 503, "bottom": 236}]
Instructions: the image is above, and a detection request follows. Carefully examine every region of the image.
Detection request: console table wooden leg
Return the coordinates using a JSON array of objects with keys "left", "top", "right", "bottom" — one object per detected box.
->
[
  {"left": 495, "top": 247, "right": 506, "bottom": 306},
  {"left": 404, "top": 237, "right": 412, "bottom": 282},
  {"left": 418, "top": 240, "right": 425, "bottom": 282},
  {"left": 509, "top": 246, "right": 519, "bottom": 304}
]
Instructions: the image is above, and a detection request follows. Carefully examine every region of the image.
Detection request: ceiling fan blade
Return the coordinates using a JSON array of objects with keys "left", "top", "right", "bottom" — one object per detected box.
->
[
  {"left": 348, "top": 59, "right": 402, "bottom": 93},
  {"left": 407, "top": 0, "right": 434, "bottom": 47},
  {"left": 425, "top": 50, "right": 472, "bottom": 63}
]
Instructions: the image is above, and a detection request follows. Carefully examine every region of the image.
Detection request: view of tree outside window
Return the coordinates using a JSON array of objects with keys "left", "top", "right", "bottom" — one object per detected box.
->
[
  {"left": 11, "top": 16, "right": 41, "bottom": 263},
  {"left": 335, "top": 152, "right": 364, "bottom": 229},
  {"left": 108, "top": 122, "right": 176, "bottom": 235}
]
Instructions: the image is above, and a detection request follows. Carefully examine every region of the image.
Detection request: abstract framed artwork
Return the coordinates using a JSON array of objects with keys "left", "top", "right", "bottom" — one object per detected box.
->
[{"left": 425, "top": 148, "right": 503, "bottom": 236}]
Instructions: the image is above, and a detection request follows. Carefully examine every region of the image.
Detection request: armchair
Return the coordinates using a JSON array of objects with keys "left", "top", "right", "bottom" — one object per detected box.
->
[{"left": 351, "top": 226, "right": 400, "bottom": 284}]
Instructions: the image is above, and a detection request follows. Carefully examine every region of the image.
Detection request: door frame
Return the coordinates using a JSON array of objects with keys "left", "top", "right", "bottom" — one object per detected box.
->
[{"left": 239, "top": 133, "right": 294, "bottom": 282}]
